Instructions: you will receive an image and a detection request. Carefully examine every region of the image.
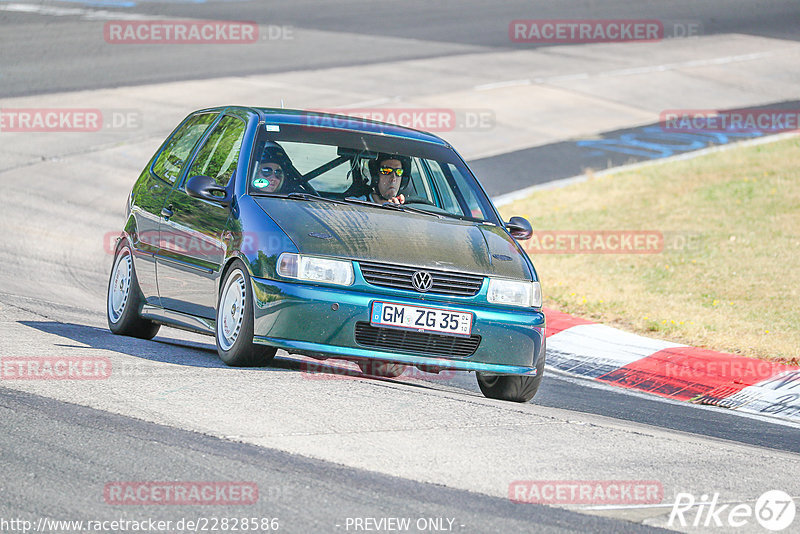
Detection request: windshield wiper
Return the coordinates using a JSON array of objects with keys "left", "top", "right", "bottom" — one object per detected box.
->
[
  {"left": 286, "top": 192, "right": 347, "bottom": 204},
  {"left": 381, "top": 202, "right": 443, "bottom": 218},
  {"left": 340, "top": 197, "right": 443, "bottom": 218}
]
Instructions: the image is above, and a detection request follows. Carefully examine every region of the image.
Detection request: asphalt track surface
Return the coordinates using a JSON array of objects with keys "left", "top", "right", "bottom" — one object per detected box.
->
[
  {"left": 472, "top": 99, "right": 800, "bottom": 197},
  {"left": 1, "top": 0, "right": 799, "bottom": 97},
  {"left": 1, "top": 1, "right": 800, "bottom": 533},
  {"left": 1, "top": 386, "right": 665, "bottom": 534}
]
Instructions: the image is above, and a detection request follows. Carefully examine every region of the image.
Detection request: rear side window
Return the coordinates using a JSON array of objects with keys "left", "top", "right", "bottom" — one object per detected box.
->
[
  {"left": 187, "top": 116, "right": 247, "bottom": 187},
  {"left": 152, "top": 113, "right": 217, "bottom": 184}
]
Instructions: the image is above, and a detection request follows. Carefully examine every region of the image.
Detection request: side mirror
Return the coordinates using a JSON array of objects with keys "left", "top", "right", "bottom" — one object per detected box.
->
[
  {"left": 505, "top": 216, "right": 533, "bottom": 240},
  {"left": 185, "top": 175, "right": 230, "bottom": 206}
]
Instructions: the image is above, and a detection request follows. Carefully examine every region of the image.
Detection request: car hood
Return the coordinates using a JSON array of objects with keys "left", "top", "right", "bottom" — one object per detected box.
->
[{"left": 253, "top": 197, "right": 531, "bottom": 279}]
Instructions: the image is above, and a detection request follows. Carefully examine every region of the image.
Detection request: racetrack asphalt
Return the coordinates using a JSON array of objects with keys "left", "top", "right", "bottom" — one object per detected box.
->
[
  {"left": 2, "top": 0, "right": 799, "bottom": 97},
  {"left": 1, "top": 386, "right": 667, "bottom": 534}
]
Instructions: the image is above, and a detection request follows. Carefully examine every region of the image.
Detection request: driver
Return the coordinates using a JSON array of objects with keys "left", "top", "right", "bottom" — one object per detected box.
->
[
  {"left": 363, "top": 153, "right": 411, "bottom": 205},
  {"left": 252, "top": 144, "right": 292, "bottom": 193}
]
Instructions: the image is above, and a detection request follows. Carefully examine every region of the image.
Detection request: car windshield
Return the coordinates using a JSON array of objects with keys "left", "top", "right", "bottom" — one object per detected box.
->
[{"left": 248, "top": 124, "right": 500, "bottom": 225}]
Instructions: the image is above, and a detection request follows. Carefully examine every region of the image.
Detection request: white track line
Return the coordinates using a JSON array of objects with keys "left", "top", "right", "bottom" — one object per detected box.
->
[
  {"left": 0, "top": 2, "right": 152, "bottom": 20},
  {"left": 474, "top": 50, "right": 795, "bottom": 91},
  {"left": 492, "top": 131, "right": 800, "bottom": 206}
]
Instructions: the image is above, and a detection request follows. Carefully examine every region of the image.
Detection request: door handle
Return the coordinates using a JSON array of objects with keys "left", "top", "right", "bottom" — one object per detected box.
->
[{"left": 161, "top": 205, "right": 174, "bottom": 219}]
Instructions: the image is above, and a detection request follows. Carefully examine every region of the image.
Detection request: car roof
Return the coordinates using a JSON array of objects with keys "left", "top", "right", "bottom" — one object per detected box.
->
[{"left": 197, "top": 106, "right": 451, "bottom": 146}]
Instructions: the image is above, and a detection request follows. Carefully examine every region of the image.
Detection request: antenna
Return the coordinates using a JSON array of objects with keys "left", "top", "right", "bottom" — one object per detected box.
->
[{"left": 280, "top": 98, "right": 285, "bottom": 109}]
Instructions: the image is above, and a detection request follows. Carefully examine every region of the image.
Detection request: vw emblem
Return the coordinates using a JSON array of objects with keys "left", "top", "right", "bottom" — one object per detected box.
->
[{"left": 411, "top": 271, "right": 433, "bottom": 292}]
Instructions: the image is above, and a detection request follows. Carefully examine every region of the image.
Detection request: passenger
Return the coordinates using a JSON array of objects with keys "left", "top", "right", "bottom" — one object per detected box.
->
[
  {"left": 361, "top": 153, "right": 411, "bottom": 205},
  {"left": 252, "top": 144, "right": 291, "bottom": 193}
]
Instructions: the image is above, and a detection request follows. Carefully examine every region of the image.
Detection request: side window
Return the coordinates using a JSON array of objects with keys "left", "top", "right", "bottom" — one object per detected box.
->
[
  {"left": 187, "top": 116, "right": 247, "bottom": 187},
  {"left": 151, "top": 113, "right": 217, "bottom": 184},
  {"left": 447, "top": 164, "right": 489, "bottom": 220},
  {"left": 403, "top": 158, "right": 427, "bottom": 200},
  {"left": 428, "top": 162, "right": 460, "bottom": 213}
]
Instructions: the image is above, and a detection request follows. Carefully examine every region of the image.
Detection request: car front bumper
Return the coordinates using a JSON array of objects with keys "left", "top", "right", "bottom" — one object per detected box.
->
[{"left": 250, "top": 276, "right": 545, "bottom": 376}]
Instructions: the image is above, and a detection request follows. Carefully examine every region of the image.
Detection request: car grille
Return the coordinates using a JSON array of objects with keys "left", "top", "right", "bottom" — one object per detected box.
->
[
  {"left": 358, "top": 261, "right": 484, "bottom": 296},
  {"left": 354, "top": 322, "right": 481, "bottom": 358}
]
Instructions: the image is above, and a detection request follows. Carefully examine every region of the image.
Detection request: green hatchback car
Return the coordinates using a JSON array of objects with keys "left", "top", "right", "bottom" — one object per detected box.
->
[{"left": 107, "top": 107, "right": 546, "bottom": 402}]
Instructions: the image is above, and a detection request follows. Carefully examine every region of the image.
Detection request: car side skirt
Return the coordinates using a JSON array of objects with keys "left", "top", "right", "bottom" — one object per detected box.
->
[{"left": 140, "top": 304, "right": 215, "bottom": 336}]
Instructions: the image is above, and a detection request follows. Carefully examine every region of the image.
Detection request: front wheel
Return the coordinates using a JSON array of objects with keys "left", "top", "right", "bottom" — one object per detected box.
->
[
  {"left": 216, "top": 260, "right": 277, "bottom": 367},
  {"left": 107, "top": 243, "right": 160, "bottom": 339},
  {"left": 476, "top": 372, "right": 543, "bottom": 403},
  {"left": 476, "top": 350, "right": 545, "bottom": 402}
]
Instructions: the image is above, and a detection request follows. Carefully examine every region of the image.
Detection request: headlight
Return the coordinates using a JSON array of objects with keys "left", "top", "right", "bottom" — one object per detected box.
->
[
  {"left": 277, "top": 253, "right": 354, "bottom": 286},
  {"left": 487, "top": 278, "right": 542, "bottom": 308}
]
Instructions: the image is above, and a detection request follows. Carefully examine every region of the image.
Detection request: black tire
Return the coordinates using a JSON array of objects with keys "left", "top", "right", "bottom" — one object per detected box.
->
[
  {"left": 215, "top": 260, "right": 277, "bottom": 367},
  {"left": 107, "top": 243, "right": 160, "bottom": 340},
  {"left": 358, "top": 360, "right": 407, "bottom": 378},
  {"left": 476, "top": 353, "right": 545, "bottom": 403}
]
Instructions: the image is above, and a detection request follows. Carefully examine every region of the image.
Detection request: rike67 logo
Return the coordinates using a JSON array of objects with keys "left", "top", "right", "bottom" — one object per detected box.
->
[{"left": 669, "top": 490, "right": 796, "bottom": 531}]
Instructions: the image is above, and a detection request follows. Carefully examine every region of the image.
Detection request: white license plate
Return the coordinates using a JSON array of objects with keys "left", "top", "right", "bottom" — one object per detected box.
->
[{"left": 370, "top": 301, "right": 473, "bottom": 336}]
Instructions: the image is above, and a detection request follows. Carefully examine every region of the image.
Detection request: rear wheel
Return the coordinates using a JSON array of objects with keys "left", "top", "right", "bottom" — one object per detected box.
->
[
  {"left": 358, "top": 360, "right": 407, "bottom": 378},
  {"left": 216, "top": 260, "right": 277, "bottom": 367},
  {"left": 476, "top": 353, "right": 545, "bottom": 403},
  {"left": 107, "top": 243, "right": 160, "bottom": 339}
]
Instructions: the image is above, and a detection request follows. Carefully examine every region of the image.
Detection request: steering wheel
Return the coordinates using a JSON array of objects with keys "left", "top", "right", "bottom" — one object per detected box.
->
[
  {"left": 403, "top": 197, "right": 436, "bottom": 206},
  {"left": 298, "top": 181, "right": 319, "bottom": 195}
]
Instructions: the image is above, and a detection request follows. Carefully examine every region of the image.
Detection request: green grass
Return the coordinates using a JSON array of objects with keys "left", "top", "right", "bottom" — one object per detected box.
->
[{"left": 500, "top": 137, "right": 800, "bottom": 364}]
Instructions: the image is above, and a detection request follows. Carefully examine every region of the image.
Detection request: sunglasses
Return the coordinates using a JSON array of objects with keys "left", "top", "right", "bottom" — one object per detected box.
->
[
  {"left": 261, "top": 167, "right": 284, "bottom": 178},
  {"left": 379, "top": 167, "right": 404, "bottom": 177}
]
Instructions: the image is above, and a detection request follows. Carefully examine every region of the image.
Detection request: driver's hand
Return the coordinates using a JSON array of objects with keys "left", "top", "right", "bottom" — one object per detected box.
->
[{"left": 386, "top": 194, "right": 405, "bottom": 205}]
